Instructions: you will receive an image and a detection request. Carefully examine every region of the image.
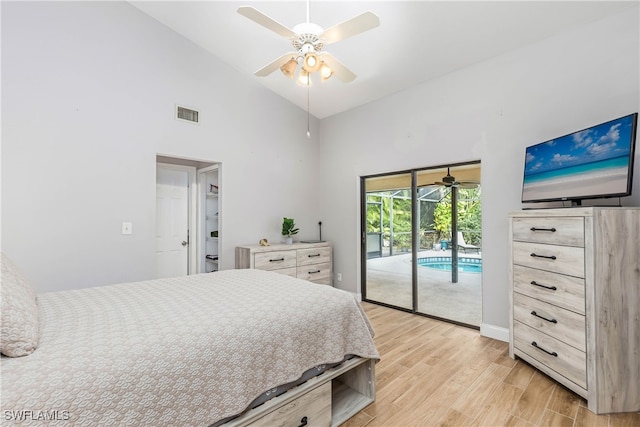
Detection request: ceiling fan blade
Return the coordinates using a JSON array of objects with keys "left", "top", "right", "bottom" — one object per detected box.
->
[
  {"left": 255, "top": 53, "right": 298, "bottom": 77},
  {"left": 458, "top": 182, "right": 480, "bottom": 189},
  {"left": 320, "top": 11, "right": 380, "bottom": 44},
  {"left": 319, "top": 52, "right": 357, "bottom": 82},
  {"left": 237, "top": 6, "right": 297, "bottom": 39}
]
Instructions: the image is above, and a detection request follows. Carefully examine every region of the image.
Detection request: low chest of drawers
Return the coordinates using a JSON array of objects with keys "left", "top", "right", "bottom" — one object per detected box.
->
[
  {"left": 509, "top": 207, "right": 640, "bottom": 414},
  {"left": 235, "top": 242, "right": 333, "bottom": 285}
]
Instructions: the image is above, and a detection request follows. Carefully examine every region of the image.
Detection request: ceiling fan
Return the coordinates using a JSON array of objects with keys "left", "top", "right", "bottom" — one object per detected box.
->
[
  {"left": 435, "top": 168, "right": 479, "bottom": 188},
  {"left": 237, "top": 2, "right": 380, "bottom": 83}
]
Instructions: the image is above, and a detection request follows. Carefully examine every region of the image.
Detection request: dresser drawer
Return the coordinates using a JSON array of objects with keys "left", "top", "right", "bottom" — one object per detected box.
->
[
  {"left": 513, "top": 265, "right": 585, "bottom": 314},
  {"left": 512, "top": 241, "right": 584, "bottom": 278},
  {"left": 512, "top": 217, "right": 584, "bottom": 247},
  {"left": 513, "top": 293, "right": 585, "bottom": 351},
  {"left": 514, "top": 322, "right": 586, "bottom": 389},
  {"left": 254, "top": 251, "right": 297, "bottom": 271},
  {"left": 297, "top": 262, "right": 332, "bottom": 285},
  {"left": 297, "top": 247, "right": 332, "bottom": 266},
  {"left": 249, "top": 381, "right": 331, "bottom": 427}
]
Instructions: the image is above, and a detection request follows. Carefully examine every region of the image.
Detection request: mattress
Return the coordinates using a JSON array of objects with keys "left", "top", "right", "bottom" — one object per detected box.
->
[
  {"left": 211, "top": 357, "right": 348, "bottom": 426},
  {"left": 1, "top": 269, "right": 379, "bottom": 426}
]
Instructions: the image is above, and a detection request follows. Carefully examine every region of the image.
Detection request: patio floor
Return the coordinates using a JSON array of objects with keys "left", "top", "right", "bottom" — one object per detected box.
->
[{"left": 365, "top": 249, "right": 482, "bottom": 326}]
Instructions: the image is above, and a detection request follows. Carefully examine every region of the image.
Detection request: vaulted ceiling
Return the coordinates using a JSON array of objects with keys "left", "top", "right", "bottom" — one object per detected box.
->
[{"left": 131, "top": 1, "right": 637, "bottom": 119}]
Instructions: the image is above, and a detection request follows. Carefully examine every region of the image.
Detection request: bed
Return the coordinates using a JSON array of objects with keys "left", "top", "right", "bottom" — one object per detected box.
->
[{"left": 0, "top": 253, "right": 379, "bottom": 426}]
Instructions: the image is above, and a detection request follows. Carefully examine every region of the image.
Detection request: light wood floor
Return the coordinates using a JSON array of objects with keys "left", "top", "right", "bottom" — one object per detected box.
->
[{"left": 345, "top": 302, "right": 640, "bottom": 427}]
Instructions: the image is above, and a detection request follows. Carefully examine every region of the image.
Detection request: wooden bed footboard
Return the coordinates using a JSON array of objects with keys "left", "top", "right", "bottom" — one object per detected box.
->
[{"left": 222, "top": 357, "right": 376, "bottom": 427}]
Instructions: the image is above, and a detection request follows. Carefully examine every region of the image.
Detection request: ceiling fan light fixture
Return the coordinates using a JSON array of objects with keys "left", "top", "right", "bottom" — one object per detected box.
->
[
  {"left": 238, "top": 5, "right": 380, "bottom": 86},
  {"left": 280, "top": 58, "right": 298, "bottom": 79},
  {"left": 297, "top": 69, "right": 312, "bottom": 86},
  {"left": 320, "top": 63, "right": 333, "bottom": 81},
  {"left": 302, "top": 52, "right": 321, "bottom": 73}
]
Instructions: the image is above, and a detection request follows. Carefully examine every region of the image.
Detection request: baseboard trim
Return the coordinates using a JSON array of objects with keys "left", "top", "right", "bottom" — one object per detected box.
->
[{"left": 480, "top": 323, "right": 509, "bottom": 342}]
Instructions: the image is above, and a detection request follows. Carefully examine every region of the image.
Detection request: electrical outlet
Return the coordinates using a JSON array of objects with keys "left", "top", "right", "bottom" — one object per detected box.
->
[
  {"left": 337, "top": 273, "right": 342, "bottom": 282},
  {"left": 122, "top": 222, "right": 132, "bottom": 235}
]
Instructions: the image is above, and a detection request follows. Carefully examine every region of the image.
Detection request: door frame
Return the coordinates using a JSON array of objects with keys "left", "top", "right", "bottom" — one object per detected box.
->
[{"left": 156, "top": 162, "right": 198, "bottom": 275}]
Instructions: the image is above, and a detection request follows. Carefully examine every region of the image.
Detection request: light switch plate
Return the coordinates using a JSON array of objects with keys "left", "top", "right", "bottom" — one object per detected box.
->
[{"left": 122, "top": 222, "right": 132, "bottom": 235}]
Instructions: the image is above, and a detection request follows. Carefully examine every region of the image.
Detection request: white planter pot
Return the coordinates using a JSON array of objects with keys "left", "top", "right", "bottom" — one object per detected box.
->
[{"left": 284, "top": 236, "right": 293, "bottom": 245}]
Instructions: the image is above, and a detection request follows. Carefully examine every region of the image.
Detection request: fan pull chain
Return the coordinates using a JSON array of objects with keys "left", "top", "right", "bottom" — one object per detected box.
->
[
  {"left": 306, "top": 84, "right": 311, "bottom": 139},
  {"left": 306, "top": 0, "right": 311, "bottom": 138}
]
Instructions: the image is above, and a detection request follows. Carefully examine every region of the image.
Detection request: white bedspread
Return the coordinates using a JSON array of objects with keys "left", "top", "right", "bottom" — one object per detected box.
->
[{"left": 1, "top": 269, "right": 379, "bottom": 426}]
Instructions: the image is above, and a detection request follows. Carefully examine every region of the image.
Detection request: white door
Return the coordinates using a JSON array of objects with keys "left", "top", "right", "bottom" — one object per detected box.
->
[{"left": 156, "top": 165, "right": 190, "bottom": 278}]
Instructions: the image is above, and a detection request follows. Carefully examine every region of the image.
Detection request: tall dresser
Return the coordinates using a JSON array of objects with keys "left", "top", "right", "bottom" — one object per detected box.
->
[
  {"left": 236, "top": 242, "right": 333, "bottom": 285},
  {"left": 509, "top": 207, "right": 640, "bottom": 414}
]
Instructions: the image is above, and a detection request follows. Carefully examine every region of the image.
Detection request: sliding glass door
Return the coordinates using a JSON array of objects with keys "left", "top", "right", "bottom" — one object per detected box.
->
[
  {"left": 414, "top": 168, "right": 482, "bottom": 325},
  {"left": 361, "top": 163, "right": 482, "bottom": 326},
  {"left": 362, "top": 172, "right": 413, "bottom": 310}
]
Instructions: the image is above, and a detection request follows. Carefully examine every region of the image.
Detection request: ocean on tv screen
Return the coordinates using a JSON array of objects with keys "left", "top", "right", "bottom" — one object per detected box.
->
[{"left": 522, "top": 113, "right": 636, "bottom": 202}]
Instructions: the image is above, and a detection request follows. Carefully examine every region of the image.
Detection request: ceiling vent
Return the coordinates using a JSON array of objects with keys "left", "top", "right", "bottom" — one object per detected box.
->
[{"left": 176, "top": 105, "right": 199, "bottom": 124}]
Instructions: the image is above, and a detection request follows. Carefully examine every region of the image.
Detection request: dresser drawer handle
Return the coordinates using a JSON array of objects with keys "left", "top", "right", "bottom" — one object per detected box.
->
[
  {"left": 531, "top": 310, "right": 557, "bottom": 324},
  {"left": 530, "top": 280, "right": 557, "bottom": 291},
  {"left": 530, "top": 227, "right": 556, "bottom": 232},
  {"left": 307, "top": 253, "right": 321, "bottom": 258},
  {"left": 531, "top": 341, "right": 558, "bottom": 357},
  {"left": 308, "top": 269, "right": 321, "bottom": 274},
  {"left": 530, "top": 253, "right": 557, "bottom": 260},
  {"left": 298, "top": 416, "right": 308, "bottom": 427},
  {"left": 269, "top": 257, "right": 285, "bottom": 262}
]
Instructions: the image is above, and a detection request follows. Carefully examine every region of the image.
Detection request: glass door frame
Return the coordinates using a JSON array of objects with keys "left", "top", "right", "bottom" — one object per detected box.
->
[{"left": 360, "top": 160, "right": 481, "bottom": 327}]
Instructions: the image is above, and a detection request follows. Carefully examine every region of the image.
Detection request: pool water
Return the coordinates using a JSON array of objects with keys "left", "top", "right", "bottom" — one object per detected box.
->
[{"left": 418, "top": 256, "right": 482, "bottom": 273}]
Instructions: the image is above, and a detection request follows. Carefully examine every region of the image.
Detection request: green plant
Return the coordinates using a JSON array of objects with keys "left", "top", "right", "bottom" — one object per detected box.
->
[
  {"left": 433, "top": 199, "right": 452, "bottom": 240},
  {"left": 365, "top": 186, "right": 482, "bottom": 250},
  {"left": 281, "top": 217, "right": 299, "bottom": 237},
  {"left": 433, "top": 187, "right": 482, "bottom": 244}
]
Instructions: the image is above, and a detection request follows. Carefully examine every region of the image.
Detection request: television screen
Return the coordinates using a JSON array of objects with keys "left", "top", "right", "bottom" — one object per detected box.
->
[{"left": 522, "top": 113, "right": 638, "bottom": 205}]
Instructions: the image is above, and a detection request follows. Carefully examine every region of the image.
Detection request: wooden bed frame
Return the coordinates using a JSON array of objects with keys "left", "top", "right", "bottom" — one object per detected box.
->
[{"left": 222, "top": 357, "right": 376, "bottom": 427}]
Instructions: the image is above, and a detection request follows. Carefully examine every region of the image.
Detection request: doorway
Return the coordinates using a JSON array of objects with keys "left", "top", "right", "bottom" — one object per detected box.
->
[
  {"left": 155, "top": 156, "right": 220, "bottom": 278},
  {"left": 361, "top": 162, "right": 482, "bottom": 327}
]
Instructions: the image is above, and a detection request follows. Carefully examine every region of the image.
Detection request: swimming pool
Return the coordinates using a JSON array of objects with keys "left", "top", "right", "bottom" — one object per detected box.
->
[{"left": 417, "top": 256, "right": 482, "bottom": 273}]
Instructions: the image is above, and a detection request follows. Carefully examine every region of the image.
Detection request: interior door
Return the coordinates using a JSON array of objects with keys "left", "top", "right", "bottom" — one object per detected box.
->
[{"left": 156, "top": 165, "right": 190, "bottom": 278}]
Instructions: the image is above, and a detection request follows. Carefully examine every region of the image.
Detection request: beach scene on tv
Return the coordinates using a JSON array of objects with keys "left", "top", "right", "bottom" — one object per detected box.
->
[{"left": 522, "top": 114, "right": 636, "bottom": 202}]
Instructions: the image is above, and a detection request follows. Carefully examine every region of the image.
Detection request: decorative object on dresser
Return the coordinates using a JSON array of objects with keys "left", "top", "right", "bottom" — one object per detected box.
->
[
  {"left": 301, "top": 221, "right": 325, "bottom": 243},
  {"left": 236, "top": 241, "right": 333, "bottom": 285},
  {"left": 281, "top": 217, "right": 299, "bottom": 245},
  {"left": 509, "top": 207, "right": 640, "bottom": 414}
]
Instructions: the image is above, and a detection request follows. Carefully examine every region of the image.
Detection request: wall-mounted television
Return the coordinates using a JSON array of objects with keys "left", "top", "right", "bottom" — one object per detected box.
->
[{"left": 522, "top": 113, "right": 638, "bottom": 206}]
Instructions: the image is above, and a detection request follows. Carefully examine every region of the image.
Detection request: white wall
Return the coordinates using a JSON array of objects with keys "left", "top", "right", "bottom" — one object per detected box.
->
[
  {"left": 317, "top": 8, "right": 640, "bottom": 335},
  {"left": 2, "top": 2, "right": 639, "bottom": 337},
  {"left": 1, "top": 1, "right": 321, "bottom": 292}
]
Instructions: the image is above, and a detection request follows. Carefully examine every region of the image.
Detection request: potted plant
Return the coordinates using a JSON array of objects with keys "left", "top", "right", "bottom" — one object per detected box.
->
[{"left": 281, "top": 217, "right": 299, "bottom": 244}]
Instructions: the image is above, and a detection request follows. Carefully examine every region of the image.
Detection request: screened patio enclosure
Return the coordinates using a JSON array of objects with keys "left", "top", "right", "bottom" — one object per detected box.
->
[{"left": 361, "top": 163, "right": 482, "bottom": 327}]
